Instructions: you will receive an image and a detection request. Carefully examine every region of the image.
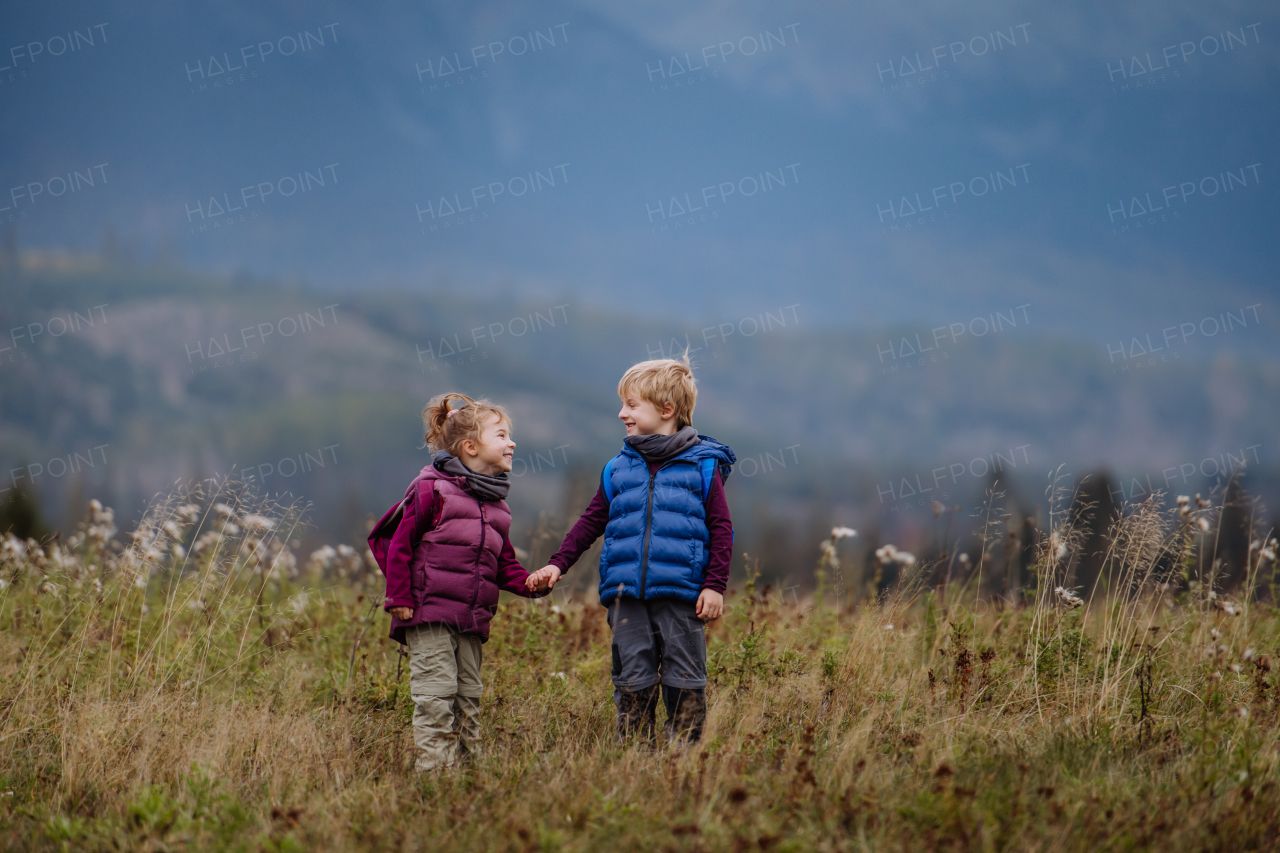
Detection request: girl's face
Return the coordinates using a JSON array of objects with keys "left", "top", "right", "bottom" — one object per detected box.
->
[
  {"left": 618, "top": 392, "right": 677, "bottom": 436},
  {"left": 459, "top": 414, "right": 515, "bottom": 474}
]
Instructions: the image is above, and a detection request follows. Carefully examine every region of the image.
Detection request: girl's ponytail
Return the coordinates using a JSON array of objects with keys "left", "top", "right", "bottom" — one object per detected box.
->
[{"left": 422, "top": 392, "right": 510, "bottom": 455}]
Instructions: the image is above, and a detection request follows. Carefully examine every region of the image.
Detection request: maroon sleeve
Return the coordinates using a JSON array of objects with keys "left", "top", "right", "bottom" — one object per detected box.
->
[
  {"left": 547, "top": 486, "right": 611, "bottom": 573},
  {"left": 495, "top": 536, "right": 548, "bottom": 598},
  {"left": 382, "top": 486, "right": 438, "bottom": 611},
  {"left": 701, "top": 471, "right": 733, "bottom": 594}
]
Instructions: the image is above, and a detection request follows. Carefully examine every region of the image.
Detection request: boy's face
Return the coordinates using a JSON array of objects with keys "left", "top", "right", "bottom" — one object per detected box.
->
[
  {"left": 618, "top": 391, "right": 678, "bottom": 436},
  {"left": 459, "top": 413, "right": 515, "bottom": 474}
]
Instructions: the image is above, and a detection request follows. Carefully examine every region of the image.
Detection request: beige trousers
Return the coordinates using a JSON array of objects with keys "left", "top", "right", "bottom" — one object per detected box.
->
[{"left": 406, "top": 623, "right": 484, "bottom": 771}]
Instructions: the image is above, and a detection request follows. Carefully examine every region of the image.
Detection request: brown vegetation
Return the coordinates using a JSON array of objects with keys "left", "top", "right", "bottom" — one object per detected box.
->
[{"left": 0, "top": 482, "right": 1278, "bottom": 850}]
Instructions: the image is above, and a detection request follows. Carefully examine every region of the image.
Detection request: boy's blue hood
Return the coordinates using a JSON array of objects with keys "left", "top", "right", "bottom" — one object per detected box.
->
[{"left": 689, "top": 434, "right": 735, "bottom": 464}]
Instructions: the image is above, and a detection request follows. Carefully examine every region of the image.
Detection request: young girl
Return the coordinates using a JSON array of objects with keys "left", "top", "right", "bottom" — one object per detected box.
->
[{"left": 370, "top": 392, "right": 546, "bottom": 771}]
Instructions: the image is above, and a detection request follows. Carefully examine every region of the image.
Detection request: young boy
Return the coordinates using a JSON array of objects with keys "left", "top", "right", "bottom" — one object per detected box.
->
[{"left": 527, "top": 356, "right": 735, "bottom": 745}]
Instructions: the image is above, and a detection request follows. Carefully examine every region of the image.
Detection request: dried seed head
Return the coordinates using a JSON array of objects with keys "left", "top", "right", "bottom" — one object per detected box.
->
[
  {"left": 875, "top": 544, "right": 915, "bottom": 566},
  {"left": 242, "top": 513, "right": 276, "bottom": 530},
  {"left": 1214, "top": 597, "right": 1241, "bottom": 616},
  {"left": 1054, "top": 586, "right": 1084, "bottom": 608}
]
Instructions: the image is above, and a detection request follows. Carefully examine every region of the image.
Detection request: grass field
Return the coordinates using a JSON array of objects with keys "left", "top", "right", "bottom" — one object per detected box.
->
[{"left": 1, "top": 484, "right": 1278, "bottom": 851}]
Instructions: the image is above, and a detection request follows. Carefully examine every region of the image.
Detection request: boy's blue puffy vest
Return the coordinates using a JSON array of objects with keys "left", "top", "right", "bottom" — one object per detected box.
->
[{"left": 597, "top": 435, "right": 735, "bottom": 605}]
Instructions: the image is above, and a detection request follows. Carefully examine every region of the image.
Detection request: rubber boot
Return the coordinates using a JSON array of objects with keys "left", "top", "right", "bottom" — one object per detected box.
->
[
  {"left": 662, "top": 686, "right": 707, "bottom": 746},
  {"left": 615, "top": 685, "right": 660, "bottom": 747}
]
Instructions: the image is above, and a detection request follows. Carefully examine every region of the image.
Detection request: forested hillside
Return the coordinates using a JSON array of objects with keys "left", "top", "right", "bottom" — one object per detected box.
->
[{"left": 2, "top": 250, "right": 1277, "bottom": 590}]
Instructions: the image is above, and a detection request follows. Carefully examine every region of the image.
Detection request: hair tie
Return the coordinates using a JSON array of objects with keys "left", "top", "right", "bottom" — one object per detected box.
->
[{"left": 447, "top": 409, "right": 458, "bottom": 418}]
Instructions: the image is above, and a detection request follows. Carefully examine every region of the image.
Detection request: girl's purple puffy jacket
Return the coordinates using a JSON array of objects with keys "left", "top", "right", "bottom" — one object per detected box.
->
[{"left": 369, "top": 464, "right": 544, "bottom": 643}]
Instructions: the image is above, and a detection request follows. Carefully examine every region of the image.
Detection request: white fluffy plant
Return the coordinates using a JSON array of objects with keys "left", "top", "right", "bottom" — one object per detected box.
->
[{"left": 815, "top": 526, "right": 858, "bottom": 614}]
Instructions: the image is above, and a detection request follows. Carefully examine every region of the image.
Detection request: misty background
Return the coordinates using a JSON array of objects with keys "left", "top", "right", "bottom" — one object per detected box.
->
[{"left": 1, "top": 0, "right": 1277, "bottom": 599}]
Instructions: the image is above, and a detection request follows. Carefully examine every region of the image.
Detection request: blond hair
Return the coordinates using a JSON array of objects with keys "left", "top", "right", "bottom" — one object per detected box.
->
[
  {"left": 422, "top": 393, "right": 511, "bottom": 456},
  {"left": 617, "top": 354, "right": 697, "bottom": 428}
]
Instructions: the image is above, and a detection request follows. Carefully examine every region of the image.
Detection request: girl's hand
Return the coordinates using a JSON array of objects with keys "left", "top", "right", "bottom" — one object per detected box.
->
[
  {"left": 695, "top": 589, "right": 723, "bottom": 622},
  {"left": 526, "top": 565, "right": 562, "bottom": 591},
  {"left": 389, "top": 606, "right": 414, "bottom": 621}
]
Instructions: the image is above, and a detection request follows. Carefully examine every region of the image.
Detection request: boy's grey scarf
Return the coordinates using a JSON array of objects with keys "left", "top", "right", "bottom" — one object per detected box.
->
[
  {"left": 625, "top": 426, "right": 701, "bottom": 466},
  {"left": 433, "top": 450, "right": 511, "bottom": 501}
]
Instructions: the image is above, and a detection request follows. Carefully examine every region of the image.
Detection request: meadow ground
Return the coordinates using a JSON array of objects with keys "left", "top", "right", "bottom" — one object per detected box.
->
[{"left": 1, "top": 486, "right": 1278, "bottom": 851}]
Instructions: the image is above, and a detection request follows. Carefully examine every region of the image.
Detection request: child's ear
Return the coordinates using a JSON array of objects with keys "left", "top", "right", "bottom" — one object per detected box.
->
[{"left": 661, "top": 402, "right": 677, "bottom": 420}]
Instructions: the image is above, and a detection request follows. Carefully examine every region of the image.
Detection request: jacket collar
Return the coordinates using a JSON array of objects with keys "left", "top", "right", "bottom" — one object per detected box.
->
[{"left": 419, "top": 463, "right": 466, "bottom": 487}]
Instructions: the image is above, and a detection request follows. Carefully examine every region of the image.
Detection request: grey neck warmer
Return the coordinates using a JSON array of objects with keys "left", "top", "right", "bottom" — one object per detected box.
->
[
  {"left": 433, "top": 450, "right": 511, "bottom": 501},
  {"left": 625, "top": 425, "right": 701, "bottom": 466}
]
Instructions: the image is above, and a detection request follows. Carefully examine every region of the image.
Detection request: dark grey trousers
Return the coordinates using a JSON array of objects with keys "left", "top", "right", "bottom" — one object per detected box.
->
[{"left": 606, "top": 596, "right": 707, "bottom": 691}]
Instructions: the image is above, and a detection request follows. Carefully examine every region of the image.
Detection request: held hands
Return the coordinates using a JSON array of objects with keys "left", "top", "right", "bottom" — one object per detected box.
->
[
  {"left": 388, "top": 606, "right": 414, "bottom": 621},
  {"left": 526, "top": 564, "right": 562, "bottom": 592},
  {"left": 523, "top": 566, "right": 717, "bottom": 618},
  {"left": 696, "top": 588, "right": 723, "bottom": 622}
]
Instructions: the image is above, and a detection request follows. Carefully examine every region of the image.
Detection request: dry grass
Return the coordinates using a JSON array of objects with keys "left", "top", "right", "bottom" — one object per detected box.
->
[{"left": 1, "top": 482, "right": 1278, "bottom": 851}]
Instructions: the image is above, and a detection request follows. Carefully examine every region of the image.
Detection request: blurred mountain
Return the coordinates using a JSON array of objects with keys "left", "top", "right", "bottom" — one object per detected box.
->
[{"left": 2, "top": 253, "right": 1277, "bottom": 582}]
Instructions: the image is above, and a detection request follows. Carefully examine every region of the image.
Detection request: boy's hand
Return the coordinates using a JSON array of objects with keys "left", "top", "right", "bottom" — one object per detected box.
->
[
  {"left": 526, "top": 565, "right": 562, "bottom": 591},
  {"left": 696, "top": 589, "right": 723, "bottom": 622},
  {"left": 388, "top": 606, "right": 413, "bottom": 621}
]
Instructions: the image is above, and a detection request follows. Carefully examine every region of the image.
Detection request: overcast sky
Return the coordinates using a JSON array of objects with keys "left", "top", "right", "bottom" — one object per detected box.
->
[{"left": 2, "top": 0, "right": 1276, "bottom": 343}]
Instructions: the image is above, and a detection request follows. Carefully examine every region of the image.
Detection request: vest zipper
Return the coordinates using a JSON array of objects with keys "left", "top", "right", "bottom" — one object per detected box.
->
[
  {"left": 639, "top": 468, "right": 657, "bottom": 599},
  {"left": 471, "top": 499, "right": 486, "bottom": 622}
]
